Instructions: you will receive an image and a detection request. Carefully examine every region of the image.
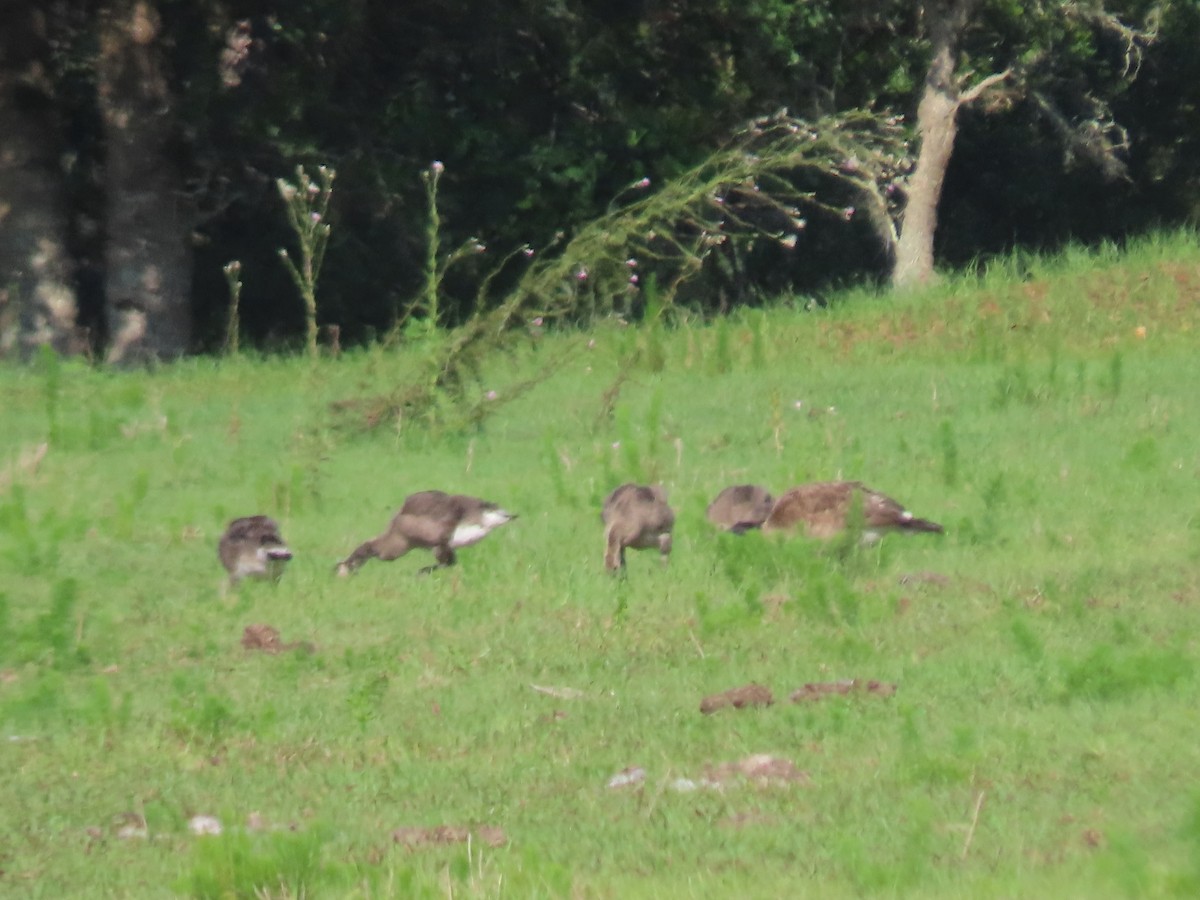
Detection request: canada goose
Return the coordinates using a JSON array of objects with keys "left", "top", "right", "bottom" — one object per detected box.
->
[
  {"left": 336, "top": 490, "right": 516, "bottom": 576},
  {"left": 601, "top": 483, "right": 675, "bottom": 571},
  {"left": 763, "top": 481, "right": 943, "bottom": 544},
  {"left": 706, "top": 484, "right": 774, "bottom": 533},
  {"left": 218, "top": 516, "right": 293, "bottom": 584}
]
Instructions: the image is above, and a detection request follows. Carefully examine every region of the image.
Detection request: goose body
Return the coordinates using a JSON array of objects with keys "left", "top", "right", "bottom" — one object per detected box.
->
[
  {"left": 763, "top": 481, "right": 943, "bottom": 544},
  {"left": 601, "top": 483, "right": 675, "bottom": 571},
  {"left": 706, "top": 484, "right": 774, "bottom": 533},
  {"left": 218, "top": 516, "right": 293, "bottom": 584},
  {"left": 336, "top": 490, "right": 516, "bottom": 575}
]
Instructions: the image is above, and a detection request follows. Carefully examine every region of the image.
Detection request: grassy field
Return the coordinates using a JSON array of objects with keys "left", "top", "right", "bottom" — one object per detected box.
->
[{"left": 3, "top": 232, "right": 1200, "bottom": 897}]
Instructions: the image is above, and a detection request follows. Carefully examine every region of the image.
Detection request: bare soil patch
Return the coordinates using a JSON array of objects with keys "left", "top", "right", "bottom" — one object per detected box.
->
[
  {"left": 391, "top": 825, "right": 507, "bottom": 849},
  {"left": 790, "top": 679, "right": 896, "bottom": 703},
  {"left": 241, "top": 624, "right": 315, "bottom": 655},
  {"left": 700, "top": 683, "right": 774, "bottom": 714}
]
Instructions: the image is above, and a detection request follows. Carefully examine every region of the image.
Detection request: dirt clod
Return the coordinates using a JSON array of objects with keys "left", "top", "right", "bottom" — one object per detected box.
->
[
  {"left": 241, "top": 624, "right": 315, "bottom": 655},
  {"left": 700, "top": 683, "right": 774, "bottom": 714},
  {"left": 790, "top": 679, "right": 896, "bottom": 703}
]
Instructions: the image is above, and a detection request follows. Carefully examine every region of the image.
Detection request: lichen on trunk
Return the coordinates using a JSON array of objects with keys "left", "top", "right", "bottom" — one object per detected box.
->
[{"left": 97, "top": 0, "right": 192, "bottom": 363}]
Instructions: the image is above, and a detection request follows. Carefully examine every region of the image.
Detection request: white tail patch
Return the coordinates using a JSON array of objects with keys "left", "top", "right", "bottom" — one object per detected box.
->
[{"left": 450, "top": 522, "right": 490, "bottom": 548}]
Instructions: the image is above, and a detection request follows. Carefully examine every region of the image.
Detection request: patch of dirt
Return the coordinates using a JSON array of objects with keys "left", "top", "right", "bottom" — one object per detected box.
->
[
  {"left": 0, "top": 442, "right": 47, "bottom": 495},
  {"left": 700, "top": 683, "right": 774, "bottom": 714},
  {"left": 703, "top": 754, "right": 810, "bottom": 789},
  {"left": 111, "top": 811, "right": 148, "bottom": 840},
  {"left": 897, "top": 571, "right": 951, "bottom": 588},
  {"left": 241, "top": 624, "right": 316, "bottom": 655},
  {"left": 719, "top": 811, "right": 779, "bottom": 830},
  {"left": 790, "top": 679, "right": 896, "bottom": 703},
  {"left": 246, "top": 811, "right": 301, "bottom": 833},
  {"left": 391, "top": 825, "right": 507, "bottom": 849},
  {"left": 760, "top": 593, "right": 789, "bottom": 619}
]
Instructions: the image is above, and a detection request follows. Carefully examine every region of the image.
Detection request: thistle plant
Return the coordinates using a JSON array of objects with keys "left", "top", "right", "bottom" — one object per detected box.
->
[
  {"left": 341, "top": 110, "right": 908, "bottom": 431},
  {"left": 389, "top": 161, "right": 487, "bottom": 343},
  {"left": 222, "top": 260, "right": 242, "bottom": 356},
  {"left": 277, "top": 165, "right": 335, "bottom": 358}
]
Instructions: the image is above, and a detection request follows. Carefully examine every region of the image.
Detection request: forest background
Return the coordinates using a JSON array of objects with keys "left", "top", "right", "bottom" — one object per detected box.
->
[{"left": 1, "top": 0, "right": 1196, "bottom": 362}]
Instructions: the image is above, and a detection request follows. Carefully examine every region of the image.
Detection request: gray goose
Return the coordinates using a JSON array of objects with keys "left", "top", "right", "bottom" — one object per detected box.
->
[
  {"left": 763, "top": 481, "right": 943, "bottom": 544},
  {"left": 336, "top": 490, "right": 516, "bottom": 575},
  {"left": 706, "top": 484, "right": 774, "bottom": 534},
  {"left": 218, "top": 515, "right": 293, "bottom": 584},
  {"left": 601, "top": 483, "right": 675, "bottom": 571}
]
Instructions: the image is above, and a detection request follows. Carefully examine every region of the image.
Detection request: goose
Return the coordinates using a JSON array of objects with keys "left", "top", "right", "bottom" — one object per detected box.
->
[
  {"left": 763, "top": 481, "right": 943, "bottom": 544},
  {"left": 218, "top": 516, "right": 293, "bottom": 584},
  {"left": 336, "top": 490, "right": 516, "bottom": 576},
  {"left": 706, "top": 484, "right": 774, "bottom": 534},
  {"left": 601, "top": 483, "right": 675, "bottom": 571}
]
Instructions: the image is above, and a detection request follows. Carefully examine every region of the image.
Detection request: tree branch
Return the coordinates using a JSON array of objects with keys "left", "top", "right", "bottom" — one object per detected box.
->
[
  {"left": 1030, "top": 90, "right": 1130, "bottom": 183},
  {"left": 959, "top": 68, "right": 1012, "bottom": 106},
  {"left": 1064, "top": 3, "right": 1161, "bottom": 78}
]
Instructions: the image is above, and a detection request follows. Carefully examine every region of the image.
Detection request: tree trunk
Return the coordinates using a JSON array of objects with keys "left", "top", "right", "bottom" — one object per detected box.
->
[
  {"left": 96, "top": 0, "right": 192, "bottom": 363},
  {"left": 0, "top": 7, "right": 80, "bottom": 358},
  {"left": 891, "top": 0, "right": 977, "bottom": 290}
]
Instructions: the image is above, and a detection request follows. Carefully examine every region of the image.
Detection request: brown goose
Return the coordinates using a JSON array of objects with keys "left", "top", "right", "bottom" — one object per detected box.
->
[
  {"left": 336, "top": 490, "right": 516, "bottom": 576},
  {"left": 218, "top": 516, "right": 293, "bottom": 584},
  {"left": 706, "top": 484, "right": 774, "bottom": 534},
  {"left": 601, "top": 483, "right": 675, "bottom": 571},
  {"left": 763, "top": 481, "right": 943, "bottom": 544}
]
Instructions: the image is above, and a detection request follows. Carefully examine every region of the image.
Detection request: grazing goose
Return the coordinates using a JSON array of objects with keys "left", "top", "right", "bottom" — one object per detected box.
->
[
  {"left": 706, "top": 484, "right": 774, "bottom": 534},
  {"left": 763, "top": 481, "right": 943, "bottom": 544},
  {"left": 336, "top": 490, "right": 516, "bottom": 576},
  {"left": 218, "top": 516, "right": 293, "bottom": 584},
  {"left": 601, "top": 483, "right": 675, "bottom": 571}
]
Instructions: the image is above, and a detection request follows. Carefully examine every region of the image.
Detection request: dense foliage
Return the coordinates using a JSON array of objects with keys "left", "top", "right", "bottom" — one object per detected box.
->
[{"left": 5, "top": 0, "right": 1198, "bottom": 351}]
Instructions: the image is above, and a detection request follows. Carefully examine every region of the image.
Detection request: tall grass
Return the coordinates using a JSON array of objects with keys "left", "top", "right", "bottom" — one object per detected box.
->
[{"left": 1, "top": 231, "right": 1200, "bottom": 896}]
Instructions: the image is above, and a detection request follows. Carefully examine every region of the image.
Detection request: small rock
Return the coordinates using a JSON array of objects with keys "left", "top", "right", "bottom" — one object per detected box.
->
[
  {"left": 606, "top": 766, "right": 647, "bottom": 790},
  {"left": 667, "top": 777, "right": 720, "bottom": 793},
  {"left": 113, "top": 811, "right": 147, "bottom": 840},
  {"left": 188, "top": 815, "right": 222, "bottom": 836}
]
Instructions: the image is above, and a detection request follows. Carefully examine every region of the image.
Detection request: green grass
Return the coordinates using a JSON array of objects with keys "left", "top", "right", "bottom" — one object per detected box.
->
[{"left": 3, "top": 231, "right": 1200, "bottom": 897}]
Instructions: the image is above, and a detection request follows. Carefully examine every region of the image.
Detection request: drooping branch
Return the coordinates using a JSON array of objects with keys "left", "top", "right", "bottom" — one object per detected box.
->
[
  {"left": 337, "top": 111, "right": 909, "bottom": 431},
  {"left": 1029, "top": 91, "right": 1131, "bottom": 183},
  {"left": 1063, "top": 3, "right": 1162, "bottom": 78}
]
